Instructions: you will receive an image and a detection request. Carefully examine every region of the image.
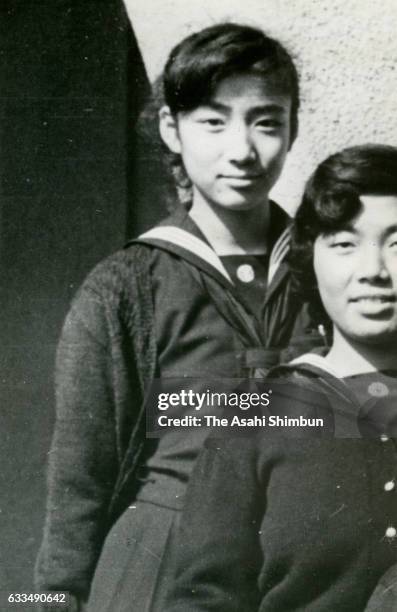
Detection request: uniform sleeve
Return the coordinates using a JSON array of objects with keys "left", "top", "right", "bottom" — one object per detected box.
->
[
  {"left": 163, "top": 438, "right": 265, "bottom": 612},
  {"left": 34, "top": 284, "right": 119, "bottom": 607}
]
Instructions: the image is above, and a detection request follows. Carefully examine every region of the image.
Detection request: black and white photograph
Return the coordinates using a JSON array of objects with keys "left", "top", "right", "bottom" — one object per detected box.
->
[{"left": 1, "top": 1, "right": 397, "bottom": 611}]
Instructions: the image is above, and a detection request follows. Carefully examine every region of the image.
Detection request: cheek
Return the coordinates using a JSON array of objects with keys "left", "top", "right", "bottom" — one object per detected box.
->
[
  {"left": 180, "top": 149, "right": 211, "bottom": 178},
  {"left": 390, "top": 259, "right": 397, "bottom": 286},
  {"left": 313, "top": 249, "right": 328, "bottom": 294},
  {"left": 259, "top": 136, "right": 289, "bottom": 163},
  {"left": 178, "top": 127, "right": 218, "bottom": 166},
  {"left": 313, "top": 249, "right": 347, "bottom": 309},
  {"left": 181, "top": 141, "right": 218, "bottom": 171}
]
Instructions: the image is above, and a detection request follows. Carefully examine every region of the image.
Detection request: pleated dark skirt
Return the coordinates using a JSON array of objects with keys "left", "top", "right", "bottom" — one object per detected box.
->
[{"left": 86, "top": 500, "right": 180, "bottom": 612}]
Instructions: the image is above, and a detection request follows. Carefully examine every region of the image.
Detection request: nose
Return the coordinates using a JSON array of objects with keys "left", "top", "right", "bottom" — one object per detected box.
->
[
  {"left": 357, "top": 245, "right": 391, "bottom": 283},
  {"left": 227, "top": 126, "right": 256, "bottom": 164}
]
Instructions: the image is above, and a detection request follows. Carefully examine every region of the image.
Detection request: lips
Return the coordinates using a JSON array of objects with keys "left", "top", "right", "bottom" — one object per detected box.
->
[
  {"left": 350, "top": 295, "right": 396, "bottom": 303},
  {"left": 221, "top": 173, "right": 262, "bottom": 179},
  {"left": 349, "top": 294, "right": 396, "bottom": 316},
  {"left": 219, "top": 174, "right": 263, "bottom": 187}
]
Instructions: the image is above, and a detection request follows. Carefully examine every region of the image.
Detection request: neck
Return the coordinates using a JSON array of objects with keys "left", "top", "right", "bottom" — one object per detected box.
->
[
  {"left": 189, "top": 190, "right": 270, "bottom": 255},
  {"left": 325, "top": 327, "right": 397, "bottom": 376}
]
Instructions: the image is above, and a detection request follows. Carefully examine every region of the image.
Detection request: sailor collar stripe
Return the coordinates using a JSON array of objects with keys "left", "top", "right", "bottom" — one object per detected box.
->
[{"left": 138, "top": 225, "right": 291, "bottom": 288}]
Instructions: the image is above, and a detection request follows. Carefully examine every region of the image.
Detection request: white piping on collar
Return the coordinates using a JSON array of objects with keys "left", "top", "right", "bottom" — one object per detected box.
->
[
  {"left": 267, "top": 227, "right": 290, "bottom": 285},
  {"left": 138, "top": 226, "right": 233, "bottom": 284},
  {"left": 290, "top": 353, "right": 342, "bottom": 379}
]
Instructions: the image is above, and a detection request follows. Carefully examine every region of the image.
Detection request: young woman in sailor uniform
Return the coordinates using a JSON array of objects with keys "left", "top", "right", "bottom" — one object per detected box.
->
[
  {"left": 163, "top": 144, "right": 397, "bottom": 612},
  {"left": 35, "top": 24, "right": 320, "bottom": 612}
]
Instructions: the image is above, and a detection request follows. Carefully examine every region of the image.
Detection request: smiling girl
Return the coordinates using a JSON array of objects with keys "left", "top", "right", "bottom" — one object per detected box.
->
[{"left": 164, "top": 144, "right": 397, "bottom": 612}]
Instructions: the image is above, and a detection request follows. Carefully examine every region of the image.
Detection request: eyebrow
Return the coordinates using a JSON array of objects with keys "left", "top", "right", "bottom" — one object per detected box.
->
[
  {"left": 385, "top": 224, "right": 397, "bottom": 237},
  {"left": 204, "top": 102, "right": 288, "bottom": 115},
  {"left": 327, "top": 225, "right": 356, "bottom": 234},
  {"left": 328, "top": 223, "right": 397, "bottom": 237}
]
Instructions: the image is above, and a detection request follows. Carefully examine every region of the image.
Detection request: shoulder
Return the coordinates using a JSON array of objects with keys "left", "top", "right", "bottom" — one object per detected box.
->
[
  {"left": 266, "top": 363, "right": 338, "bottom": 415},
  {"left": 63, "top": 244, "right": 156, "bottom": 341},
  {"left": 266, "top": 365, "right": 314, "bottom": 387},
  {"left": 82, "top": 243, "right": 153, "bottom": 293},
  {"left": 267, "top": 358, "right": 332, "bottom": 386},
  {"left": 67, "top": 244, "right": 157, "bottom": 317}
]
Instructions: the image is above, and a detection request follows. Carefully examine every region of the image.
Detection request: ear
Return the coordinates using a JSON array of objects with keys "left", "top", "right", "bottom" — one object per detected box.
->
[{"left": 159, "top": 106, "right": 182, "bottom": 154}]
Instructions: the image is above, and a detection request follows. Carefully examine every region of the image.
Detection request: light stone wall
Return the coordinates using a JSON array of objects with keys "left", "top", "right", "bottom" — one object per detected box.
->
[{"left": 124, "top": 0, "right": 397, "bottom": 213}]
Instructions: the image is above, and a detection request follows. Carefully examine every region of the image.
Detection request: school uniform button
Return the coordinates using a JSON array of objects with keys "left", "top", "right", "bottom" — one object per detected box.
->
[
  {"left": 368, "top": 382, "right": 389, "bottom": 397},
  {"left": 385, "top": 526, "right": 397, "bottom": 539},
  {"left": 384, "top": 480, "right": 395, "bottom": 492},
  {"left": 236, "top": 264, "right": 255, "bottom": 283}
]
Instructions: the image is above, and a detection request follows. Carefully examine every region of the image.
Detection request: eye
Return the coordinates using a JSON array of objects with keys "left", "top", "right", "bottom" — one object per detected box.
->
[
  {"left": 255, "top": 118, "right": 283, "bottom": 131},
  {"left": 197, "top": 116, "right": 225, "bottom": 129},
  {"left": 331, "top": 240, "right": 356, "bottom": 250},
  {"left": 327, "top": 232, "right": 357, "bottom": 251},
  {"left": 388, "top": 234, "right": 397, "bottom": 249}
]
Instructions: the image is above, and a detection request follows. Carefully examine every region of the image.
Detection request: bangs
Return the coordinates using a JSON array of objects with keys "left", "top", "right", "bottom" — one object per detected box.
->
[
  {"left": 164, "top": 23, "right": 298, "bottom": 115},
  {"left": 311, "top": 187, "right": 362, "bottom": 236}
]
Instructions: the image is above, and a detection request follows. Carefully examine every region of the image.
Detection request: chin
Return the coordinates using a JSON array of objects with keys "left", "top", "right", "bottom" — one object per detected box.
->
[
  {"left": 213, "top": 197, "right": 265, "bottom": 212},
  {"left": 351, "top": 326, "right": 397, "bottom": 347}
]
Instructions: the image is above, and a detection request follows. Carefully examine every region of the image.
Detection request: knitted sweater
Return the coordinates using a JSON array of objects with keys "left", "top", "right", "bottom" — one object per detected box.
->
[
  {"left": 34, "top": 233, "right": 321, "bottom": 606},
  {"left": 164, "top": 362, "right": 397, "bottom": 612},
  {"left": 35, "top": 246, "right": 157, "bottom": 600}
]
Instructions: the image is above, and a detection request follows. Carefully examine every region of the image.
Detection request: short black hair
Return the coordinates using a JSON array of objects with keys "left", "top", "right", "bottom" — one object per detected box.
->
[
  {"left": 163, "top": 23, "right": 299, "bottom": 143},
  {"left": 291, "top": 144, "right": 397, "bottom": 325}
]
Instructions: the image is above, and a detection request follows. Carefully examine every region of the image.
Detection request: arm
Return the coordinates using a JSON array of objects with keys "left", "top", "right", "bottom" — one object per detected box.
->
[
  {"left": 164, "top": 438, "right": 265, "bottom": 612},
  {"left": 35, "top": 282, "right": 119, "bottom": 607}
]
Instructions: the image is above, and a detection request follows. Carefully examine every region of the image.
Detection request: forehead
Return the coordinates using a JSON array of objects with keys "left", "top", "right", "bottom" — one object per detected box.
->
[
  {"left": 354, "top": 195, "right": 397, "bottom": 230},
  {"left": 207, "top": 72, "right": 292, "bottom": 111}
]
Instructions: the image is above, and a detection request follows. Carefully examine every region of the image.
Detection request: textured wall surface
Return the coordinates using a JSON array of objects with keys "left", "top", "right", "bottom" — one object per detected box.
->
[{"left": 125, "top": 0, "right": 397, "bottom": 213}]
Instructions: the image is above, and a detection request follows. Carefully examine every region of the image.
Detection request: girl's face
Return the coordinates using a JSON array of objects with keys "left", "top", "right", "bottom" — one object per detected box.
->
[
  {"left": 161, "top": 73, "right": 292, "bottom": 212},
  {"left": 314, "top": 195, "right": 397, "bottom": 347}
]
